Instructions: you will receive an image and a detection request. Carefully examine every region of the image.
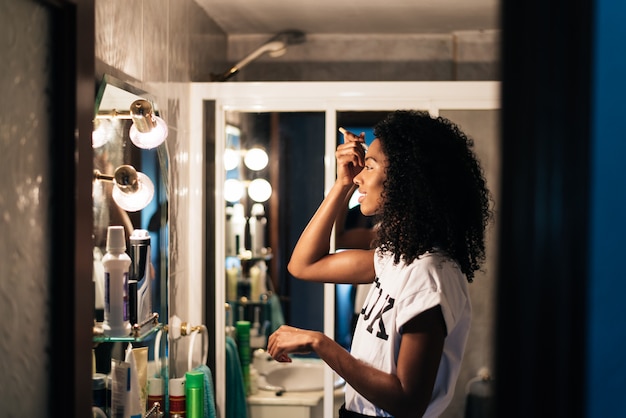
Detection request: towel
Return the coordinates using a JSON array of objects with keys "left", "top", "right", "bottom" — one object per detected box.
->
[
  {"left": 226, "top": 336, "right": 248, "bottom": 418},
  {"left": 192, "top": 364, "right": 217, "bottom": 418},
  {"left": 268, "top": 293, "right": 285, "bottom": 333}
]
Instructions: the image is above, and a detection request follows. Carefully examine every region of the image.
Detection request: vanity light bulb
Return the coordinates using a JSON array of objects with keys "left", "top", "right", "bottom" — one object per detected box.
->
[
  {"left": 247, "top": 178, "right": 272, "bottom": 203},
  {"left": 129, "top": 115, "right": 168, "bottom": 149},
  {"left": 112, "top": 171, "right": 155, "bottom": 212},
  {"left": 243, "top": 148, "right": 269, "bottom": 171},
  {"left": 224, "top": 179, "right": 245, "bottom": 203},
  {"left": 223, "top": 149, "right": 240, "bottom": 171},
  {"left": 92, "top": 119, "right": 113, "bottom": 148}
]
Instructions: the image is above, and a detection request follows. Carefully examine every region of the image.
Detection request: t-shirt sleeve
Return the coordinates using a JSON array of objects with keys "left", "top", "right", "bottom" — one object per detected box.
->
[{"left": 395, "top": 259, "right": 466, "bottom": 336}]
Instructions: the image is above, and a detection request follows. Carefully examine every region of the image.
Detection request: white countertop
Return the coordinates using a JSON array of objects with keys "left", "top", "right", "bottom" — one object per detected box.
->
[{"left": 248, "top": 385, "right": 345, "bottom": 406}]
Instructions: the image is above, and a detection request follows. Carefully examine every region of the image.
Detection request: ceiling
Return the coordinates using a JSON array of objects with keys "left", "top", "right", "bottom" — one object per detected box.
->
[{"left": 195, "top": 0, "right": 500, "bottom": 35}]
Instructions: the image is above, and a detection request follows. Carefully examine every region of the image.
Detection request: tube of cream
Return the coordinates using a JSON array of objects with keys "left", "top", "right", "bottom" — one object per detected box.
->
[
  {"left": 124, "top": 344, "right": 143, "bottom": 418},
  {"left": 111, "top": 360, "right": 129, "bottom": 418}
]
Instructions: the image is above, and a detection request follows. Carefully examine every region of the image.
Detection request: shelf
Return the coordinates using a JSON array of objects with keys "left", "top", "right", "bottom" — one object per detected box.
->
[
  {"left": 93, "top": 312, "right": 163, "bottom": 344},
  {"left": 226, "top": 249, "right": 273, "bottom": 262}
]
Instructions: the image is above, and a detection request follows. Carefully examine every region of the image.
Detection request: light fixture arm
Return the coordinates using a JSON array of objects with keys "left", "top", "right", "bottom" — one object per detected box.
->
[
  {"left": 94, "top": 99, "right": 168, "bottom": 149},
  {"left": 93, "top": 165, "right": 140, "bottom": 194}
]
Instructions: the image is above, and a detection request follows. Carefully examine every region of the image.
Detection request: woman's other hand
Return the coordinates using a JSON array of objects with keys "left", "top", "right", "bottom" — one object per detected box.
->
[{"left": 267, "top": 325, "right": 322, "bottom": 362}]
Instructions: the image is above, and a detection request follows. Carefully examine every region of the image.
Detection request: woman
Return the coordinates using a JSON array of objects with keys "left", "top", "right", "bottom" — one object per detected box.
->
[{"left": 267, "top": 110, "right": 492, "bottom": 418}]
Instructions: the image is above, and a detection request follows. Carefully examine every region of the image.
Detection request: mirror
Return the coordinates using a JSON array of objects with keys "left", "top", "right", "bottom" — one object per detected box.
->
[
  {"left": 92, "top": 75, "right": 169, "bottom": 375},
  {"left": 191, "top": 81, "right": 500, "bottom": 418}
]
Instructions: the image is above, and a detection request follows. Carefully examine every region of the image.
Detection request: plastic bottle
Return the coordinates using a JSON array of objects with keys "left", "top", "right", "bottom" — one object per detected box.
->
[
  {"left": 169, "top": 377, "right": 186, "bottom": 417},
  {"left": 102, "top": 226, "right": 131, "bottom": 336},
  {"left": 92, "top": 373, "right": 107, "bottom": 414},
  {"left": 236, "top": 321, "right": 251, "bottom": 395},
  {"left": 225, "top": 205, "right": 234, "bottom": 256},
  {"left": 248, "top": 203, "right": 267, "bottom": 257},
  {"left": 231, "top": 203, "right": 247, "bottom": 256},
  {"left": 249, "top": 261, "right": 267, "bottom": 302},
  {"left": 147, "top": 377, "right": 164, "bottom": 414},
  {"left": 185, "top": 371, "right": 204, "bottom": 418}
]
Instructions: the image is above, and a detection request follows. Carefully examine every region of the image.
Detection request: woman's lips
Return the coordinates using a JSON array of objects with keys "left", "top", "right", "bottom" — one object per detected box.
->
[{"left": 358, "top": 193, "right": 365, "bottom": 204}]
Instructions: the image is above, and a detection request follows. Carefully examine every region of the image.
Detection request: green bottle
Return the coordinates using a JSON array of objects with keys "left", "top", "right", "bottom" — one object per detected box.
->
[
  {"left": 236, "top": 320, "right": 251, "bottom": 394},
  {"left": 185, "top": 371, "right": 204, "bottom": 418}
]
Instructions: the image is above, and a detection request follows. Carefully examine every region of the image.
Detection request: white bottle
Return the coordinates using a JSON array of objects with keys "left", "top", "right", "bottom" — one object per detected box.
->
[
  {"left": 225, "top": 205, "right": 235, "bottom": 256},
  {"left": 231, "top": 203, "right": 247, "bottom": 256},
  {"left": 248, "top": 203, "right": 267, "bottom": 257},
  {"left": 102, "top": 226, "right": 131, "bottom": 336}
]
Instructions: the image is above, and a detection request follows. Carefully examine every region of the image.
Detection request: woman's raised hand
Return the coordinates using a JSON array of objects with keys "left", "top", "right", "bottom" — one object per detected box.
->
[{"left": 336, "top": 128, "right": 367, "bottom": 186}]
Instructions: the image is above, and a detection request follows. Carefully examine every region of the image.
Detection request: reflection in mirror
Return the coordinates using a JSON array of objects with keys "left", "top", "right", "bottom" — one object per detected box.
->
[
  {"left": 205, "top": 82, "right": 500, "bottom": 418},
  {"left": 222, "top": 110, "right": 326, "bottom": 331},
  {"left": 91, "top": 75, "right": 169, "bottom": 384},
  {"left": 223, "top": 114, "right": 276, "bottom": 338}
]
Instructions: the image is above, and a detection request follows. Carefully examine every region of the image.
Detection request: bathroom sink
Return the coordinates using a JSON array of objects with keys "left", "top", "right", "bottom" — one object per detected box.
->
[{"left": 259, "top": 361, "right": 344, "bottom": 392}]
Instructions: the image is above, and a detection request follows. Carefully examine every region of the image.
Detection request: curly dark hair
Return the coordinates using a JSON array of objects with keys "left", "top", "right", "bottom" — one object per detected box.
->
[{"left": 372, "top": 110, "right": 493, "bottom": 282}]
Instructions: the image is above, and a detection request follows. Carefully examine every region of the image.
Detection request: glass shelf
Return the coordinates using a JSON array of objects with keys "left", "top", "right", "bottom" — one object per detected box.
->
[
  {"left": 93, "top": 312, "right": 163, "bottom": 344},
  {"left": 226, "top": 248, "right": 273, "bottom": 262}
]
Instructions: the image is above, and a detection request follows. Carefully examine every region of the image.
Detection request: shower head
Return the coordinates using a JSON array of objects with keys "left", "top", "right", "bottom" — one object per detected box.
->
[{"left": 211, "top": 29, "right": 307, "bottom": 82}]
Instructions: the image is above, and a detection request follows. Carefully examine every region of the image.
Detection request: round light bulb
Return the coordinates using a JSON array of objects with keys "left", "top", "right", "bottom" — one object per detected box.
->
[
  {"left": 112, "top": 171, "right": 154, "bottom": 212},
  {"left": 223, "top": 149, "right": 240, "bottom": 171},
  {"left": 92, "top": 119, "right": 112, "bottom": 148},
  {"left": 224, "top": 179, "right": 245, "bottom": 203},
  {"left": 129, "top": 115, "right": 168, "bottom": 149},
  {"left": 247, "top": 178, "right": 272, "bottom": 202},
  {"left": 244, "top": 148, "right": 269, "bottom": 171}
]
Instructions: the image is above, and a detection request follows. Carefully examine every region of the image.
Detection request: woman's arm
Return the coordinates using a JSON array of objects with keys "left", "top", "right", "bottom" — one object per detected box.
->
[
  {"left": 288, "top": 134, "right": 375, "bottom": 284},
  {"left": 267, "top": 305, "right": 446, "bottom": 418}
]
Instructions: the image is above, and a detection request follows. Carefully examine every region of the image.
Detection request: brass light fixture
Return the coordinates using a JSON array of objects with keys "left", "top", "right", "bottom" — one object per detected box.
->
[
  {"left": 93, "top": 165, "right": 155, "bottom": 212},
  {"left": 93, "top": 99, "right": 168, "bottom": 149}
]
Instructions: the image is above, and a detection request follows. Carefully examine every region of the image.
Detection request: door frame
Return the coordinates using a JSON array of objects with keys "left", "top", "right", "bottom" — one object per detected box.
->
[{"left": 188, "top": 81, "right": 501, "bottom": 417}]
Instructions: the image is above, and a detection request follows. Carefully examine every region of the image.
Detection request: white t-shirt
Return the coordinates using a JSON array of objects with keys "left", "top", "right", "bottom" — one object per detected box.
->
[{"left": 345, "top": 250, "right": 471, "bottom": 417}]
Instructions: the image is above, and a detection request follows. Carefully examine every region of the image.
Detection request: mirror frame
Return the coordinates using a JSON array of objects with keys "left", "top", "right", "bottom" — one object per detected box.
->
[{"left": 189, "top": 81, "right": 501, "bottom": 417}]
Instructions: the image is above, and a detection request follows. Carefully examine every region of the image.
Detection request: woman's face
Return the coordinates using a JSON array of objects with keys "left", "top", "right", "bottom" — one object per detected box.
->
[{"left": 353, "top": 138, "right": 387, "bottom": 216}]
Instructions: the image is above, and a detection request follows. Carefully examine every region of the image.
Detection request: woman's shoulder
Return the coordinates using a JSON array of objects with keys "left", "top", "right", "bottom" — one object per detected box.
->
[{"left": 376, "top": 249, "right": 457, "bottom": 268}]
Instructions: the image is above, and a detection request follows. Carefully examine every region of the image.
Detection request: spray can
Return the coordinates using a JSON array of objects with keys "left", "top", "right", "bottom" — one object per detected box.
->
[
  {"left": 169, "top": 377, "right": 186, "bottom": 417},
  {"left": 147, "top": 377, "right": 164, "bottom": 414},
  {"left": 129, "top": 229, "right": 152, "bottom": 325},
  {"left": 102, "top": 226, "right": 131, "bottom": 336},
  {"left": 185, "top": 371, "right": 204, "bottom": 418}
]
